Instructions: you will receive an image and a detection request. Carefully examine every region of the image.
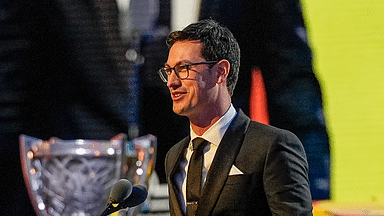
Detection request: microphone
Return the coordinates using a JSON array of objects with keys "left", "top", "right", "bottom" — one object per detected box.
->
[
  {"left": 121, "top": 185, "right": 148, "bottom": 208},
  {"left": 109, "top": 179, "right": 132, "bottom": 203},
  {"left": 100, "top": 179, "right": 148, "bottom": 216}
]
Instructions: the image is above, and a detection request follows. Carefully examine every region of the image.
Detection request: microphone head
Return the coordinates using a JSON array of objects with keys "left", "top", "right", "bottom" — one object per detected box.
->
[
  {"left": 109, "top": 179, "right": 132, "bottom": 204},
  {"left": 122, "top": 185, "right": 148, "bottom": 208}
]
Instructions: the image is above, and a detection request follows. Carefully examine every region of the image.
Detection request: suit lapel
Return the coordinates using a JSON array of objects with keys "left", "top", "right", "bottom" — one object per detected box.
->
[
  {"left": 167, "top": 137, "right": 190, "bottom": 216},
  {"left": 197, "top": 110, "right": 251, "bottom": 215}
]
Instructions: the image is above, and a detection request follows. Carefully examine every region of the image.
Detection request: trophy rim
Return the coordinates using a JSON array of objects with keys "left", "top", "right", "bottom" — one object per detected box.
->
[{"left": 20, "top": 134, "right": 43, "bottom": 216}]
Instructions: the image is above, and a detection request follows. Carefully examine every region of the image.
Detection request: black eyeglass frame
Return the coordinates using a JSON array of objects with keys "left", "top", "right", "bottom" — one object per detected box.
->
[{"left": 157, "top": 61, "right": 218, "bottom": 83}]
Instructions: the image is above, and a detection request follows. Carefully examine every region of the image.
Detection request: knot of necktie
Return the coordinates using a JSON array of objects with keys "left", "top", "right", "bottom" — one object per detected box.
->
[{"left": 192, "top": 137, "right": 208, "bottom": 151}]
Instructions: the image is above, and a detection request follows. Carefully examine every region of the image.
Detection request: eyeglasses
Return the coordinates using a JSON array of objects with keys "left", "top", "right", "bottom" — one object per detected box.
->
[{"left": 158, "top": 61, "right": 218, "bottom": 83}]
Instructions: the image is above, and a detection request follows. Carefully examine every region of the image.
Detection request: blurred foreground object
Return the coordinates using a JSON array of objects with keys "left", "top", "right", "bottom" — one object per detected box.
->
[
  {"left": 19, "top": 134, "right": 126, "bottom": 216},
  {"left": 20, "top": 134, "right": 156, "bottom": 216},
  {"left": 313, "top": 200, "right": 384, "bottom": 215},
  {"left": 101, "top": 179, "right": 148, "bottom": 216}
]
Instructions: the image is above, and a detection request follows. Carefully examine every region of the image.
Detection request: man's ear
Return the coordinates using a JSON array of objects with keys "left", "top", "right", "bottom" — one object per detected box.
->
[{"left": 216, "top": 59, "right": 230, "bottom": 84}]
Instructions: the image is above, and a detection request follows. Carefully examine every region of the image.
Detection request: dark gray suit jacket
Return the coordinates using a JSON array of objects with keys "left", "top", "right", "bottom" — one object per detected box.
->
[{"left": 165, "top": 110, "right": 313, "bottom": 215}]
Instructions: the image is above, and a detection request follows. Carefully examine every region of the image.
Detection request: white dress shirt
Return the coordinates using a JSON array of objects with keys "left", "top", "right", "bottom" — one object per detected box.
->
[{"left": 174, "top": 104, "right": 237, "bottom": 213}]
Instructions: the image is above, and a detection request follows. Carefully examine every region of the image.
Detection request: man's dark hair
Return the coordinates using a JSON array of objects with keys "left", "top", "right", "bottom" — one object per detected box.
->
[{"left": 166, "top": 19, "right": 240, "bottom": 96}]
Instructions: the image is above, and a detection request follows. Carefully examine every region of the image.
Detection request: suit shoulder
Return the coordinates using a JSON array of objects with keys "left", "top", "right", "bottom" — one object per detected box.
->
[
  {"left": 247, "top": 120, "right": 300, "bottom": 142},
  {"left": 241, "top": 120, "right": 303, "bottom": 158}
]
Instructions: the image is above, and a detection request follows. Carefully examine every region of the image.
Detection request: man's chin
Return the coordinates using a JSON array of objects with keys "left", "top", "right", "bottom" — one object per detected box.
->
[
  {"left": 172, "top": 109, "right": 184, "bottom": 116},
  {"left": 172, "top": 106, "right": 188, "bottom": 117}
]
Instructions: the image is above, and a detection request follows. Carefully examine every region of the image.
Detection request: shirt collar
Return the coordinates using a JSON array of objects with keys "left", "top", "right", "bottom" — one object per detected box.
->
[{"left": 190, "top": 104, "right": 237, "bottom": 147}]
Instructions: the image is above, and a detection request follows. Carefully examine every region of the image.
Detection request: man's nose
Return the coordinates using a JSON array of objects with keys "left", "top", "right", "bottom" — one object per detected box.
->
[{"left": 167, "top": 71, "right": 181, "bottom": 88}]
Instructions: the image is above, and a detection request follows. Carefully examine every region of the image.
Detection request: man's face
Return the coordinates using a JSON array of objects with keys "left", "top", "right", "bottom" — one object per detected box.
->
[{"left": 166, "top": 40, "right": 219, "bottom": 119}]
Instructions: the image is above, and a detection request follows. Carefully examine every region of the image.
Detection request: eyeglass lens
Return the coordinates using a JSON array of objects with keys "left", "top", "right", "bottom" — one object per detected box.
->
[{"left": 160, "top": 65, "right": 188, "bottom": 82}]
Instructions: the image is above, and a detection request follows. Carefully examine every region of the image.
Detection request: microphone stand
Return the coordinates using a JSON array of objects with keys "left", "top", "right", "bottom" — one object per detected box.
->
[{"left": 100, "top": 203, "right": 124, "bottom": 216}]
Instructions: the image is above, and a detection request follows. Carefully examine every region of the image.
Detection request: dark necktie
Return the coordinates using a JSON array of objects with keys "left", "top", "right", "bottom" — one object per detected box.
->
[{"left": 186, "top": 138, "right": 208, "bottom": 216}]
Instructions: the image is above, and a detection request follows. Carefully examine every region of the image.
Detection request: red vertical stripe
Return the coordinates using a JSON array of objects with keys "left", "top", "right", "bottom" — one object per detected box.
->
[{"left": 249, "top": 69, "right": 270, "bottom": 124}]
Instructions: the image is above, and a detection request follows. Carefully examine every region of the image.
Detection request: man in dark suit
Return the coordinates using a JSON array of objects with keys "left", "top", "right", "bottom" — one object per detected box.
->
[
  {"left": 200, "top": 0, "right": 330, "bottom": 200},
  {"left": 160, "top": 19, "right": 313, "bottom": 215}
]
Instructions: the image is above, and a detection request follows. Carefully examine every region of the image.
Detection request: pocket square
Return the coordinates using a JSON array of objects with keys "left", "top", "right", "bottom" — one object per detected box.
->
[{"left": 229, "top": 165, "right": 244, "bottom": 176}]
